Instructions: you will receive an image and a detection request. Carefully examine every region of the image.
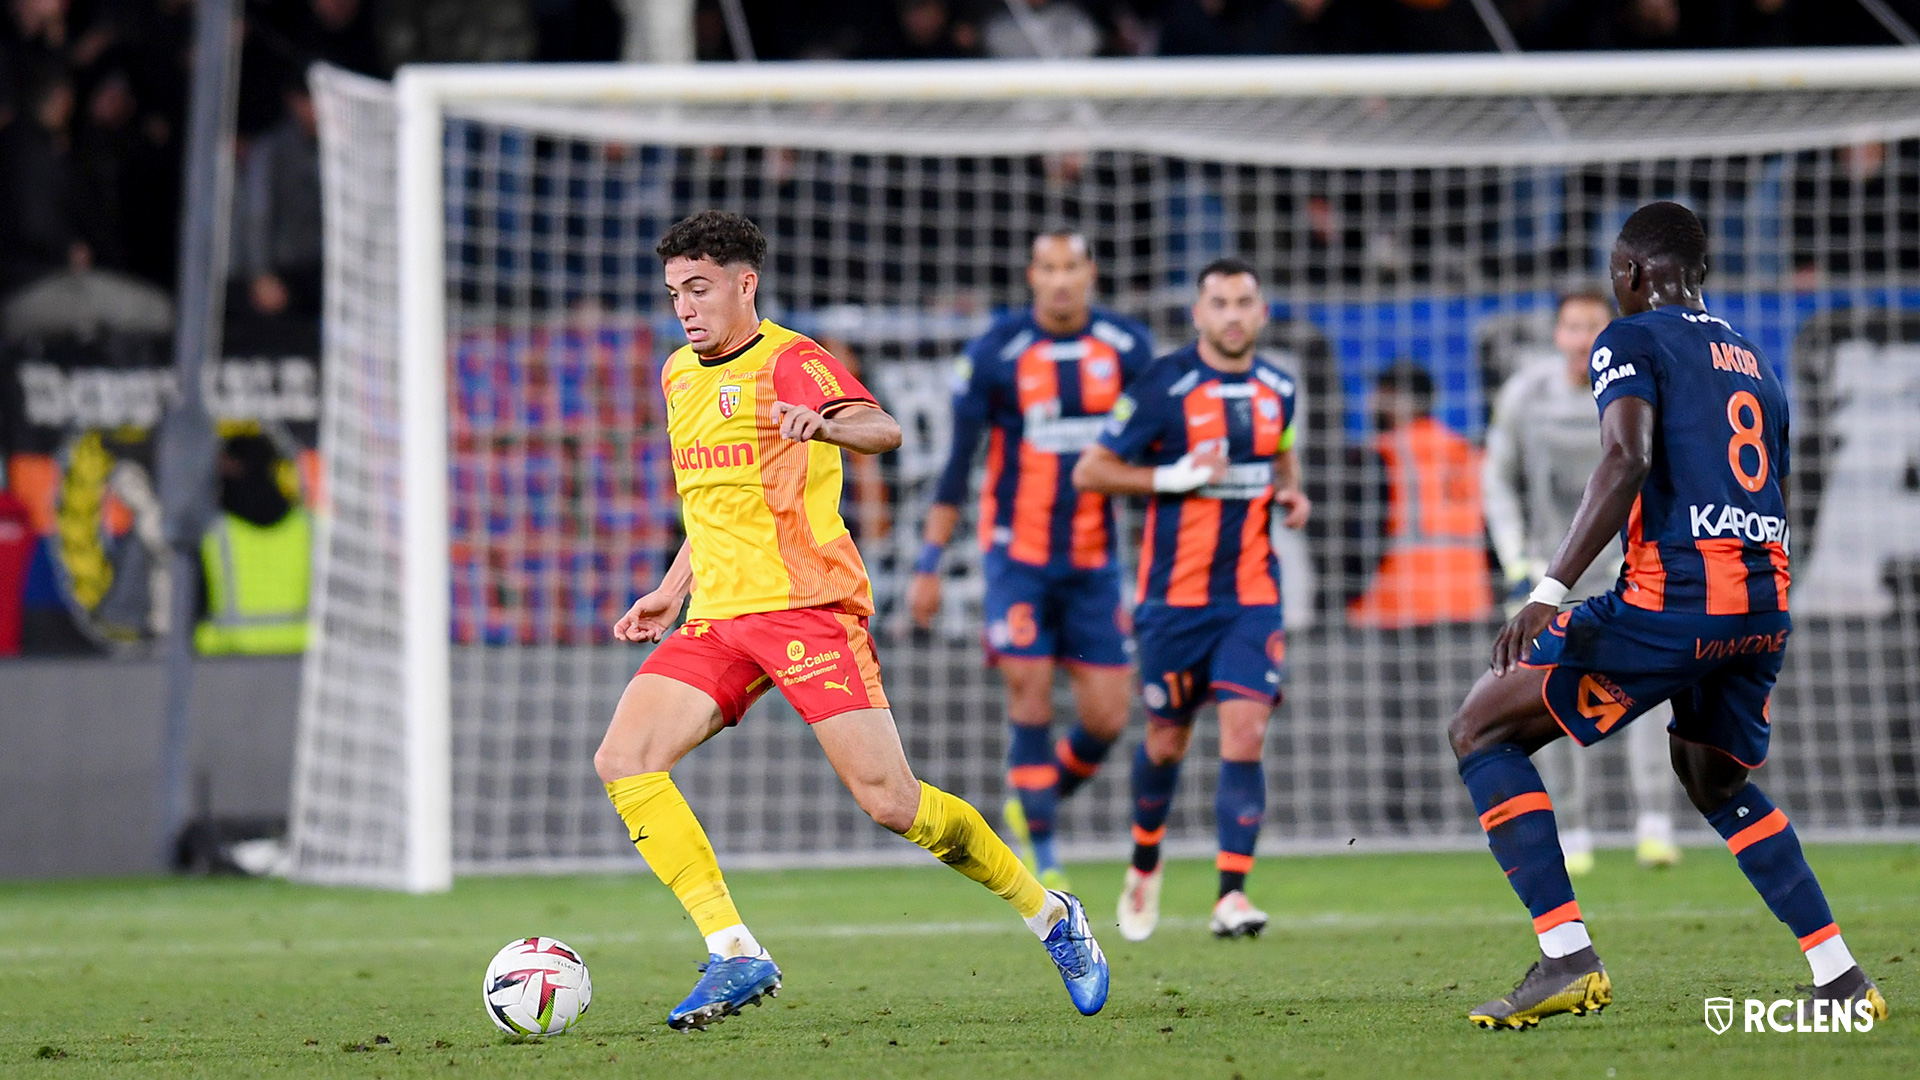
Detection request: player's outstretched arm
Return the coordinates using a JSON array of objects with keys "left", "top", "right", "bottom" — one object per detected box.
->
[
  {"left": 1072, "top": 443, "right": 1226, "bottom": 495},
  {"left": 770, "top": 401, "right": 902, "bottom": 454},
  {"left": 1491, "top": 397, "right": 1653, "bottom": 673},
  {"left": 911, "top": 391, "right": 985, "bottom": 627},
  {"left": 908, "top": 503, "right": 962, "bottom": 629},
  {"left": 615, "top": 540, "right": 693, "bottom": 643}
]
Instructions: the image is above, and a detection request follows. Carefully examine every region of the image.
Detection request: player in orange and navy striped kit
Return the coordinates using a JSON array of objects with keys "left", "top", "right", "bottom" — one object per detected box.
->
[
  {"left": 910, "top": 232, "right": 1155, "bottom": 888},
  {"left": 1074, "top": 257, "right": 1311, "bottom": 943},
  {"left": 594, "top": 211, "right": 1108, "bottom": 1031},
  {"left": 1448, "top": 202, "right": 1887, "bottom": 1028}
]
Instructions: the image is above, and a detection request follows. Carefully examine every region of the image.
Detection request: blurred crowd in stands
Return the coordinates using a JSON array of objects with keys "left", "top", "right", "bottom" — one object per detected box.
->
[
  {"left": 1, "top": 0, "right": 1914, "bottom": 315},
  {"left": 718, "top": 0, "right": 1913, "bottom": 62},
  {"left": 0, "top": 0, "right": 627, "bottom": 316}
]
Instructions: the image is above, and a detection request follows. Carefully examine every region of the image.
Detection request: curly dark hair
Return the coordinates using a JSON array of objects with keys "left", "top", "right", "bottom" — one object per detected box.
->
[
  {"left": 1616, "top": 201, "right": 1708, "bottom": 275},
  {"left": 655, "top": 210, "right": 767, "bottom": 270}
]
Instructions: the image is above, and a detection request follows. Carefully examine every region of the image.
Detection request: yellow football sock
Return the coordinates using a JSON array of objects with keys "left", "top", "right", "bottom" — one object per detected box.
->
[
  {"left": 903, "top": 781, "right": 1048, "bottom": 920},
  {"left": 605, "top": 772, "right": 741, "bottom": 937}
]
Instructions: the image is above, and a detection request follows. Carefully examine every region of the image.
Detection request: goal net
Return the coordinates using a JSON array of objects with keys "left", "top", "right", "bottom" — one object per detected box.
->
[{"left": 296, "top": 53, "right": 1920, "bottom": 890}]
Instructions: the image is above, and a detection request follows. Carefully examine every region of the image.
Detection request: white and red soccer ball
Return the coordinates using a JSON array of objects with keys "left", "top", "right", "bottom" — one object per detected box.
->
[{"left": 483, "top": 937, "right": 592, "bottom": 1036}]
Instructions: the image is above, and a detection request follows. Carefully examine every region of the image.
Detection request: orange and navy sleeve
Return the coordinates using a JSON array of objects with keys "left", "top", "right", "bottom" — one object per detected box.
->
[
  {"left": 932, "top": 340, "right": 993, "bottom": 507},
  {"left": 1099, "top": 361, "right": 1175, "bottom": 463},
  {"left": 1117, "top": 314, "right": 1157, "bottom": 384},
  {"left": 772, "top": 338, "right": 880, "bottom": 417}
]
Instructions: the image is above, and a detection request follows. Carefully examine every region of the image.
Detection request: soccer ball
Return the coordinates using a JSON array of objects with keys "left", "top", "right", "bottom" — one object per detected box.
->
[{"left": 482, "top": 937, "right": 592, "bottom": 1036}]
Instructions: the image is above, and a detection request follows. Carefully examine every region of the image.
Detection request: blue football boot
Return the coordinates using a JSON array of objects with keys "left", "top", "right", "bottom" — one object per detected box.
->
[
  {"left": 667, "top": 952, "right": 782, "bottom": 1031},
  {"left": 1040, "top": 889, "right": 1109, "bottom": 1015}
]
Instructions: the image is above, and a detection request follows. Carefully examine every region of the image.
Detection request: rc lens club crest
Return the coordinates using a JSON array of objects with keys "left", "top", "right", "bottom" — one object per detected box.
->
[
  {"left": 1705, "top": 996, "right": 1734, "bottom": 1034},
  {"left": 719, "top": 384, "right": 742, "bottom": 418}
]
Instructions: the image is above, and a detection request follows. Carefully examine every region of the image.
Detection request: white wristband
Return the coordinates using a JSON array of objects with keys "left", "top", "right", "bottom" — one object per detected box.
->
[
  {"left": 1151, "top": 453, "right": 1213, "bottom": 493},
  {"left": 1528, "top": 576, "right": 1570, "bottom": 608}
]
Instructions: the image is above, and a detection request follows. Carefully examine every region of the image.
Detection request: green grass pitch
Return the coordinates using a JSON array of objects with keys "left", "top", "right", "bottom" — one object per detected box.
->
[{"left": 3, "top": 846, "right": 1915, "bottom": 1078}]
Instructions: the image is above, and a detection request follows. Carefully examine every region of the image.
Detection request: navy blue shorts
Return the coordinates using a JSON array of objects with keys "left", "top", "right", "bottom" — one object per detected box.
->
[
  {"left": 1522, "top": 591, "right": 1790, "bottom": 769},
  {"left": 1133, "top": 602, "right": 1286, "bottom": 724},
  {"left": 981, "top": 547, "right": 1130, "bottom": 667}
]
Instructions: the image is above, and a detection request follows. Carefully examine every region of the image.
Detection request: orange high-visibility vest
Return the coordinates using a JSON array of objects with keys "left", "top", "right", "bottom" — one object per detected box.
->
[{"left": 1347, "top": 417, "right": 1493, "bottom": 628}]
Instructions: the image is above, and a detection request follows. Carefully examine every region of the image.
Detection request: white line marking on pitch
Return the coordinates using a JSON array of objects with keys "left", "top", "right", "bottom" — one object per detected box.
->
[{"left": 0, "top": 903, "right": 1875, "bottom": 962}]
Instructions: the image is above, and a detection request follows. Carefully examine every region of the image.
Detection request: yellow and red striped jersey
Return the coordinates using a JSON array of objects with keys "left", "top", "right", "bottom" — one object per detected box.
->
[{"left": 661, "top": 320, "right": 879, "bottom": 620}]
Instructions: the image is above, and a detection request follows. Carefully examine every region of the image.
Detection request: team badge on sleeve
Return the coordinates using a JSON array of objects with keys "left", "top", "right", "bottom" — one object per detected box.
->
[{"left": 718, "top": 384, "right": 741, "bottom": 418}]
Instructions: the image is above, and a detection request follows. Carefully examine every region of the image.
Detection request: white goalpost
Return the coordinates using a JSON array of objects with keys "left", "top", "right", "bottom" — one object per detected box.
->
[{"left": 297, "top": 51, "right": 1920, "bottom": 891}]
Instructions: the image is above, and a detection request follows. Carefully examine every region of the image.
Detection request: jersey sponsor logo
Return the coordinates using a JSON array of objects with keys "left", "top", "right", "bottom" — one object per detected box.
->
[
  {"left": 801, "top": 356, "right": 844, "bottom": 398},
  {"left": 1167, "top": 370, "right": 1201, "bottom": 397},
  {"left": 1576, "top": 673, "right": 1634, "bottom": 734},
  {"left": 1710, "top": 342, "right": 1763, "bottom": 378},
  {"left": 776, "top": 647, "right": 845, "bottom": 685},
  {"left": 665, "top": 374, "right": 695, "bottom": 411},
  {"left": 672, "top": 437, "right": 757, "bottom": 471},
  {"left": 1689, "top": 503, "right": 1789, "bottom": 547},
  {"left": 1024, "top": 414, "right": 1108, "bottom": 454},
  {"left": 1592, "top": 362, "right": 1637, "bottom": 397},
  {"left": 1205, "top": 382, "right": 1257, "bottom": 399},
  {"left": 1590, "top": 346, "right": 1613, "bottom": 371},
  {"left": 1197, "top": 462, "right": 1275, "bottom": 501},
  {"left": 1695, "top": 629, "right": 1790, "bottom": 660},
  {"left": 718, "top": 383, "right": 741, "bottom": 418},
  {"left": 787, "top": 639, "right": 805, "bottom": 661}
]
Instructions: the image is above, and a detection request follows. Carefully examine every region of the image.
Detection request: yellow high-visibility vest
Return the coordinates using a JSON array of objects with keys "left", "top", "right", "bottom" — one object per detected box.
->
[{"left": 195, "top": 509, "right": 311, "bottom": 655}]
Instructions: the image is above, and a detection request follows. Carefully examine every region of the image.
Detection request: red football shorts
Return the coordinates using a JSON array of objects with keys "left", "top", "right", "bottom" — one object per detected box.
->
[{"left": 637, "top": 607, "right": 890, "bottom": 725}]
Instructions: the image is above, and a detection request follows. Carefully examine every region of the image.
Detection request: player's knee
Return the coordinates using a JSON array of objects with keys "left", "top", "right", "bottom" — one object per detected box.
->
[
  {"left": 858, "top": 777, "right": 922, "bottom": 834},
  {"left": 1144, "top": 720, "right": 1191, "bottom": 765},
  {"left": 1447, "top": 707, "right": 1491, "bottom": 760},
  {"left": 1217, "top": 703, "right": 1270, "bottom": 760},
  {"left": 593, "top": 732, "right": 675, "bottom": 783},
  {"left": 1674, "top": 755, "right": 1748, "bottom": 813},
  {"left": 1002, "top": 666, "right": 1054, "bottom": 724},
  {"left": 592, "top": 740, "right": 638, "bottom": 785}
]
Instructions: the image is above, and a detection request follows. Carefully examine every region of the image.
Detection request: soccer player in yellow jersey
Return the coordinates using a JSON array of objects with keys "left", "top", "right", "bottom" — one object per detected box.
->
[{"left": 595, "top": 211, "right": 1109, "bottom": 1031}]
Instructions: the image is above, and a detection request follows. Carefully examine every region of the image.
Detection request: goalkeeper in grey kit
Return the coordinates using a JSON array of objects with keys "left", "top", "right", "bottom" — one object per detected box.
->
[{"left": 1481, "top": 289, "right": 1680, "bottom": 873}]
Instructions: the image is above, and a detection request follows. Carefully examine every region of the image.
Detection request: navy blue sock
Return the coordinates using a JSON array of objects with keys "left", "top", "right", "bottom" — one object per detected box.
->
[
  {"left": 1458, "top": 743, "right": 1582, "bottom": 936},
  {"left": 1053, "top": 726, "right": 1117, "bottom": 799},
  {"left": 1007, "top": 722, "right": 1058, "bottom": 853},
  {"left": 1705, "top": 784, "right": 1838, "bottom": 949},
  {"left": 1130, "top": 742, "right": 1182, "bottom": 873},
  {"left": 1215, "top": 760, "right": 1264, "bottom": 896}
]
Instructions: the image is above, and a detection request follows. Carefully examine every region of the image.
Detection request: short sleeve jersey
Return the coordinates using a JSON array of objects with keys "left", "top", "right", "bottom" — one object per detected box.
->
[
  {"left": 1097, "top": 345, "right": 1299, "bottom": 608},
  {"left": 1588, "top": 306, "right": 1792, "bottom": 615},
  {"left": 936, "top": 307, "right": 1155, "bottom": 569},
  {"left": 662, "top": 320, "right": 880, "bottom": 620}
]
